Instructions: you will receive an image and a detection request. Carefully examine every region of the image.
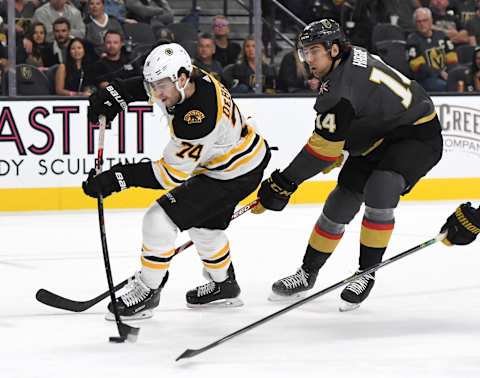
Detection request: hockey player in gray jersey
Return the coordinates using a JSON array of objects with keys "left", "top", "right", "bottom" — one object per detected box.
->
[
  {"left": 83, "top": 43, "right": 270, "bottom": 319},
  {"left": 253, "top": 19, "right": 443, "bottom": 311}
]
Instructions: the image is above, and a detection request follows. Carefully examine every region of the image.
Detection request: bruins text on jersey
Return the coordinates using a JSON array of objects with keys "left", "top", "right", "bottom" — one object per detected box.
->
[
  {"left": 255, "top": 19, "right": 443, "bottom": 311},
  {"left": 84, "top": 43, "right": 270, "bottom": 319}
]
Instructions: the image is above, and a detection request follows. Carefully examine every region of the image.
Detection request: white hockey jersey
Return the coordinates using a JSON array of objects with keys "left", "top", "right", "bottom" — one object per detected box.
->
[{"left": 151, "top": 72, "right": 268, "bottom": 190}]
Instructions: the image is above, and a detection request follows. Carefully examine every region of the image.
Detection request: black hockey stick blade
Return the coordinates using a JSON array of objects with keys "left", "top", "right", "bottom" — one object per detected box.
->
[
  {"left": 108, "top": 322, "right": 140, "bottom": 343},
  {"left": 175, "top": 234, "right": 445, "bottom": 361},
  {"left": 36, "top": 277, "right": 130, "bottom": 312},
  {"left": 176, "top": 346, "right": 210, "bottom": 361}
]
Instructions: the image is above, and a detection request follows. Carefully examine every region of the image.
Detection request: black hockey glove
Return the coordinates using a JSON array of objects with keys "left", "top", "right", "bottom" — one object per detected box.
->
[
  {"left": 440, "top": 202, "right": 480, "bottom": 246},
  {"left": 82, "top": 162, "right": 162, "bottom": 198},
  {"left": 252, "top": 169, "right": 298, "bottom": 214},
  {"left": 88, "top": 82, "right": 128, "bottom": 124}
]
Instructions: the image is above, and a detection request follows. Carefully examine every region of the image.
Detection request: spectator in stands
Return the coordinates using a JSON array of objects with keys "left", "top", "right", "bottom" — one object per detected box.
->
[
  {"left": 430, "top": 0, "right": 471, "bottom": 45},
  {"left": 51, "top": 17, "right": 73, "bottom": 64},
  {"left": 465, "top": 2, "right": 480, "bottom": 45},
  {"left": 55, "top": 37, "right": 94, "bottom": 96},
  {"left": 85, "top": 0, "right": 123, "bottom": 56},
  {"left": 229, "top": 35, "right": 276, "bottom": 94},
  {"left": 277, "top": 46, "right": 318, "bottom": 93},
  {"left": 92, "top": 30, "right": 141, "bottom": 88},
  {"left": 407, "top": 7, "right": 459, "bottom": 91},
  {"left": 453, "top": 45, "right": 480, "bottom": 91},
  {"left": 32, "top": 0, "right": 85, "bottom": 42},
  {"left": 104, "top": 0, "right": 137, "bottom": 24},
  {"left": 212, "top": 15, "right": 241, "bottom": 67},
  {"left": 21, "top": 21, "right": 58, "bottom": 69},
  {"left": 451, "top": 0, "right": 477, "bottom": 26},
  {"left": 125, "top": 0, "right": 173, "bottom": 26},
  {"left": 0, "top": 0, "right": 37, "bottom": 39},
  {"left": 193, "top": 33, "right": 224, "bottom": 83}
]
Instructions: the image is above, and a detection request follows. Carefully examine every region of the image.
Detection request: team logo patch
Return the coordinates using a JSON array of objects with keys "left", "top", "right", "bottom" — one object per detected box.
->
[
  {"left": 184, "top": 110, "right": 205, "bottom": 124},
  {"left": 318, "top": 80, "right": 329, "bottom": 95},
  {"left": 165, "top": 48, "right": 174, "bottom": 56},
  {"left": 20, "top": 65, "right": 33, "bottom": 80}
]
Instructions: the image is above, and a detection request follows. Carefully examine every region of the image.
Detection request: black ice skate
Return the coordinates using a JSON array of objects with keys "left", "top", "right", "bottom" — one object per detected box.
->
[
  {"left": 186, "top": 265, "right": 243, "bottom": 308},
  {"left": 269, "top": 267, "right": 318, "bottom": 302},
  {"left": 339, "top": 271, "right": 375, "bottom": 312},
  {"left": 106, "top": 271, "right": 169, "bottom": 321}
]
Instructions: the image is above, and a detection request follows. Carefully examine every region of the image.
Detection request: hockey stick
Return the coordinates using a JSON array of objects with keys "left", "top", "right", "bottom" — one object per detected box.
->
[
  {"left": 94, "top": 115, "right": 139, "bottom": 343},
  {"left": 176, "top": 233, "right": 446, "bottom": 361},
  {"left": 36, "top": 199, "right": 260, "bottom": 312}
]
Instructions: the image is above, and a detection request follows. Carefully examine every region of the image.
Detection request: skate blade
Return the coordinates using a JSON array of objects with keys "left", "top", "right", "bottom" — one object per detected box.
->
[
  {"left": 105, "top": 309, "right": 153, "bottom": 321},
  {"left": 186, "top": 297, "right": 244, "bottom": 309},
  {"left": 268, "top": 291, "right": 307, "bottom": 302},
  {"left": 338, "top": 300, "right": 360, "bottom": 312}
]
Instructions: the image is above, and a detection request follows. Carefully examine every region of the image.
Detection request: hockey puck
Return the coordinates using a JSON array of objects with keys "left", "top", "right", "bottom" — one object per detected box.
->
[{"left": 109, "top": 336, "right": 126, "bottom": 343}]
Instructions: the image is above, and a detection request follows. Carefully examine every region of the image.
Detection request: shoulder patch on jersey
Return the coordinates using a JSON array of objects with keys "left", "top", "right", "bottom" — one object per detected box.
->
[
  {"left": 184, "top": 110, "right": 206, "bottom": 125},
  {"left": 318, "top": 80, "right": 330, "bottom": 95}
]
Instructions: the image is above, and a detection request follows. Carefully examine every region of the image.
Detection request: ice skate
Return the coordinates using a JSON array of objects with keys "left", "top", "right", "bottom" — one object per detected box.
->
[
  {"left": 269, "top": 267, "right": 318, "bottom": 302},
  {"left": 186, "top": 265, "right": 243, "bottom": 308},
  {"left": 339, "top": 271, "right": 375, "bottom": 312},
  {"left": 106, "top": 271, "right": 169, "bottom": 320}
]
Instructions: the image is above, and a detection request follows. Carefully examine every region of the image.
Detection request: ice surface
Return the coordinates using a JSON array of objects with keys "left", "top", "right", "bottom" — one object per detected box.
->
[{"left": 1, "top": 201, "right": 479, "bottom": 378}]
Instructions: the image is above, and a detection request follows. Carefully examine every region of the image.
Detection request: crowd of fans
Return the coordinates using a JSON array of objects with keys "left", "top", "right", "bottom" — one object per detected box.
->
[{"left": 1, "top": 0, "right": 480, "bottom": 96}]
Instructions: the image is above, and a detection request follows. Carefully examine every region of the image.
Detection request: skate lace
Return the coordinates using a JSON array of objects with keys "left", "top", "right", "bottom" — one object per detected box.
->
[
  {"left": 197, "top": 281, "right": 217, "bottom": 297},
  {"left": 121, "top": 273, "right": 151, "bottom": 307},
  {"left": 345, "top": 273, "right": 374, "bottom": 295},
  {"left": 281, "top": 269, "right": 309, "bottom": 289}
]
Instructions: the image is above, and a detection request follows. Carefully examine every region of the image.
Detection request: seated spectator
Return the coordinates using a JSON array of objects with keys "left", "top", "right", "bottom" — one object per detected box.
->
[
  {"left": 21, "top": 21, "right": 58, "bottom": 69},
  {"left": 92, "top": 30, "right": 141, "bottom": 88},
  {"left": 52, "top": 17, "right": 73, "bottom": 64},
  {"left": 85, "top": 0, "right": 123, "bottom": 56},
  {"left": 454, "top": 45, "right": 480, "bottom": 91},
  {"left": 277, "top": 48, "right": 317, "bottom": 93},
  {"left": 407, "top": 7, "right": 459, "bottom": 91},
  {"left": 383, "top": 0, "right": 419, "bottom": 34},
  {"left": 431, "top": 0, "right": 471, "bottom": 45},
  {"left": 193, "top": 33, "right": 224, "bottom": 83},
  {"left": 32, "top": 0, "right": 85, "bottom": 42},
  {"left": 212, "top": 15, "right": 241, "bottom": 67},
  {"left": 0, "top": 0, "right": 37, "bottom": 39},
  {"left": 465, "top": 2, "right": 480, "bottom": 45},
  {"left": 104, "top": 0, "right": 137, "bottom": 24},
  {"left": 229, "top": 35, "right": 276, "bottom": 94},
  {"left": 125, "top": 0, "right": 173, "bottom": 26},
  {"left": 55, "top": 37, "right": 94, "bottom": 96}
]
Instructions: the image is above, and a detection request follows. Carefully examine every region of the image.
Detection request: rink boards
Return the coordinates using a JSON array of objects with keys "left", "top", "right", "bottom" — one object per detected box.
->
[{"left": 0, "top": 95, "right": 479, "bottom": 211}]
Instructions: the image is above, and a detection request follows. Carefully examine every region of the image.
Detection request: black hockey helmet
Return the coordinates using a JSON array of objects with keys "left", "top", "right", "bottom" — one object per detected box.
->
[{"left": 298, "top": 19, "right": 349, "bottom": 61}]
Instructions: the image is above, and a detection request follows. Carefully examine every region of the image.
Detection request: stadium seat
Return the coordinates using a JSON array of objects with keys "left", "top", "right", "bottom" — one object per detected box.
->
[
  {"left": 124, "top": 22, "right": 155, "bottom": 45},
  {"left": 16, "top": 64, "right": 51, "bottom": 95}
]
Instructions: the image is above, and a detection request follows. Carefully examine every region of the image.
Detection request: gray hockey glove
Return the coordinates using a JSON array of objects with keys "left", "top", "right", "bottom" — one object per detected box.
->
[
  {"left": 82, "top": 162, "right": 161, "bottom": 198},
  {"left": 252, "top": 169, "right": 298, "bottom": 214},
  {"left": 440, "top": 202, "right": 480, "bottom": 246}
]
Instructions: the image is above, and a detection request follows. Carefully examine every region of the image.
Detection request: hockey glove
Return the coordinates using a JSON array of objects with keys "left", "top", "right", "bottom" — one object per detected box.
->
[
  {"left": 82, "top": 162, "right": 161, "bottom": 198},
  {"left": 253, "top": 169, "right": 298, "bottom": 214},
  {"left": 88, "top": 82, "right": 128, "bottom": 124},
  {"left": 440, "top": 202, "right": 480, "bottom": 246}
]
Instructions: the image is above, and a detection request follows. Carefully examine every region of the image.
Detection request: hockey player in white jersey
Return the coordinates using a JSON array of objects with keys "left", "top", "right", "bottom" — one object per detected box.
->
[{"left": 83, "top": 43, "right": 270, "bottom": 319}]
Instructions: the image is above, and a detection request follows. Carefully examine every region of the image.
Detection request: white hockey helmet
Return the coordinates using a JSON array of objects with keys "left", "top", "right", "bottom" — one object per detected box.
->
[{"left": 143, "top": 43, "right": 193, "bottom": 103}]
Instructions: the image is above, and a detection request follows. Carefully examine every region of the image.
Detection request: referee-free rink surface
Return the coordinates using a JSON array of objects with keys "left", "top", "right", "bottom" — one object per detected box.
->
[{"left": 1, "top": 201, "right": 479, "bottom": 378}]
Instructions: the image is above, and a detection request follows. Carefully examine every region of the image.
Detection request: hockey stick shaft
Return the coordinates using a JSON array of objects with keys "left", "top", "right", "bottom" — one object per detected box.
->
[
  {"left": 96, "top": 115, "right": 139, "bottom": 342},
  {"left": 36, "top": 198, "right": 260, "bottom": 312},
  {"left": 176, "top": 233, "right": 446, "bottom": 361}
]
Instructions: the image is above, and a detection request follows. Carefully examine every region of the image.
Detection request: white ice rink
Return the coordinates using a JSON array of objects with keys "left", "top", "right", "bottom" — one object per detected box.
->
[{"left": 1, "top": 201, "right": 480, "bottom": 378}]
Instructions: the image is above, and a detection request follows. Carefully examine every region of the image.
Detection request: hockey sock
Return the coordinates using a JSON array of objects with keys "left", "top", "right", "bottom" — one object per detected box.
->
[
  {"left": 188, "top": 228, "right": 231, "bottom": 282},
  {"left": 141, "top": 203, "right": 178, "bottom": 288},
  {"left": 359, "top": 207, "right": 394, "bottom": 269},
  {"left": 303, "top": 213, "right": 345, "bottom": 271}
]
